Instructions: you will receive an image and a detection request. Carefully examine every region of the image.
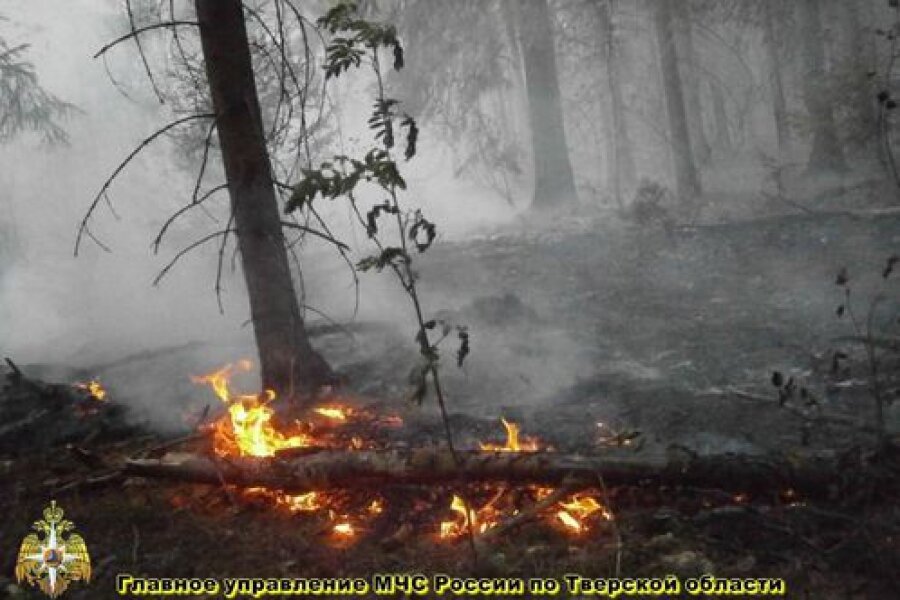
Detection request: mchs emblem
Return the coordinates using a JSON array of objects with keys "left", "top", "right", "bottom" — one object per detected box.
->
[{"left": 15, "top": 501, "right": 92, "bottom": 597}]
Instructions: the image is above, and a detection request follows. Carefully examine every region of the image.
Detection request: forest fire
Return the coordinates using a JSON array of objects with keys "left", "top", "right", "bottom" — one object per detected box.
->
[{"left": 188, "top": 360, "right": 611, "bottom": 544}]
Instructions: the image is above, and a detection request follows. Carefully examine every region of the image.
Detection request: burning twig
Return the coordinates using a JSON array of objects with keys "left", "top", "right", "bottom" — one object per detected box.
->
[{"left": 475, "top": 480, "right": 581, "bottom": 546}]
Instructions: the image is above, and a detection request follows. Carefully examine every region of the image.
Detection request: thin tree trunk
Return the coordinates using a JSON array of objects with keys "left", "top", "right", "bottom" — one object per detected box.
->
[
  {"left": 797, "top": 0, "right": 846, "bottom": 173},
  {"left": 194, "top": 0, "right": 333, "bottom": 400},
  {"left": 653, "top": 0, "right": 701, "bottom": 205},
  {"left": 671, "top": 0, "right": 710, "bottom": 166},
  {"left": 842, "top": 0, "right": 878, "bottom": 156},
  {"left": 515, "top": 0, "right": 579, "bottom": 210},
  {"left": 597, "top": 0, "right": 636, "bottom": 208},
  {"left": 710, "top": 81, "right": 731, "bottom": 153},
  {"left": 763, "top": 0, "right": 790, "bottom": 160}
]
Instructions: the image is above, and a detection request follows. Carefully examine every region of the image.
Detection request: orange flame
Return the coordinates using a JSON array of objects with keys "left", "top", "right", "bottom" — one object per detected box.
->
[
  {"left": 439, "top": 491, "right": 505, "bottom": 539},
  {"left": 479, "top": 419, "right": 542, "bottom": 453},
  {"left": 192, "top": 361, "right": 313, "bottom": 457},
  {"left": 74, "top": 379, "right": 107, "bottom": 402},
  {"left": 556, "top": 494, "right": 612, "bottom": 534}
]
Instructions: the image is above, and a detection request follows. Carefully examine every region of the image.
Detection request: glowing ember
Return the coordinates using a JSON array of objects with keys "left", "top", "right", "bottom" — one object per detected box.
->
[
  {"left": 278, "top": 492, "right": 321, "bottom": 513},
  {"left": 333, "top": 522, "right": 354, "bottom": 537},
  {"left": 479, "top": 419, "right": 542, "bottom": 453},
  {"left": 314, "top": 406, "right": 351, "bottom": 421},
  {"left": 73, "top": 379, "right": 107, "bottom": 402},
  {"left": 557, "top": 510, "right": 583, "bottom": 532},
  {"left": 367, "top": 499, "right": 384, "bottom": 515},
  {"left": 242, "top": 488, "right": 321, "bottom": 513},
  {"left": 192, "top": 361, "right": 313, "bottom": 457},
  {"left": 556, "top": 494, "right": 612, "bottom": 534}
]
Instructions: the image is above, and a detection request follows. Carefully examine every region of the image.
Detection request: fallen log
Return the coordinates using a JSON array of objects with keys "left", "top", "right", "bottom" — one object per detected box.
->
[{"left": 125, "top": 446, "right": 898, "bottom": 499}]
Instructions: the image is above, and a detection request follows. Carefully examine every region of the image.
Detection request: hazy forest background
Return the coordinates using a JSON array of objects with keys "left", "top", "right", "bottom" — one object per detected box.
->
[{"left": 0, "top": 0, "right": 899, "bottom": 595}]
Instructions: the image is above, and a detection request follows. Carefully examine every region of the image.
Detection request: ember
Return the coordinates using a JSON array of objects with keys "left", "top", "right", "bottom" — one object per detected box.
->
[{"left": 314, "top": 406, "right": 352, "bottom": 421}]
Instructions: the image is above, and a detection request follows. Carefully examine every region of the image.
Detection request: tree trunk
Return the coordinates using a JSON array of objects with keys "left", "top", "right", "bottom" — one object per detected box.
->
[
  {"left": 596, "top": 0, "right": 636, "bottom": 208},
  {"left": 842, "top": 0, "right": 878, "bottom": 156},
  {"left": 671, "top": 0, "right": 710, "bottom": 166},
  {"left": 515, "top": 0, "right": 579, "bottom": 210},
  {"left": 710, "top": 82, "right": 731, "bottom": 153},
  {"left": 194, "top": 0, "right": 333, "bottom": 400},
  {"left": 126, "top": 447, "right": 897, "bottom": 499},
  {"left": 797, "top": 0, "right": 846, "bottom": 173},
  {"left": 653, "top": 0, "right": 701, "bottom": 204},
  {"left": 763, "top": 0, "right": 790, "bottom": 160}
]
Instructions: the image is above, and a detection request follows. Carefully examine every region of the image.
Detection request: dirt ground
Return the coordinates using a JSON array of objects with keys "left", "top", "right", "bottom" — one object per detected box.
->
[{"left": 2, "top": 193, "right": 899, "bottom": 599}]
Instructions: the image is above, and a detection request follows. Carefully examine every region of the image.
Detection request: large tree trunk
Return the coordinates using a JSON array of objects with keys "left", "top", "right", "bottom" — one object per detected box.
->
[
  {"left": 515, "top": 0, "right": 579, "bottom": 210},
  {"left": 596, "top": 0, "right": 636, "bottom": 208},
  {"left": 653, "top": 0, "right": 701, "bottom": 205},
  {"left": 796, "top": 0, "right": 846, "bottom": 173},
  {"left": 194, "top": 0, "right": 333, "bottom": 400},
  {"left": 763, "top": 0, "right": 790, "bottom": 160}
]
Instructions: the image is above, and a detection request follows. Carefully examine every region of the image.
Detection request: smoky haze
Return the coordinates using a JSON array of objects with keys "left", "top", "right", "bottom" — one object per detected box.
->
[{"left": 0, "top": 0, "right": 897, "bottom": 448}]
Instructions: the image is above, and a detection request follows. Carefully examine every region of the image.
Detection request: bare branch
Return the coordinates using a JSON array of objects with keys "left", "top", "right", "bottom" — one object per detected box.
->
[
  {"left": 126, "top": 0, "right": 166, "bottom": 103},
  {"left": 214, "top": 212, "right": 236, "bottom": 314},
  {"left": 153, "top": 229, "right": 235, "bottom": 287},
  {"left": 93, "top": 21, "right": 200, "bottom": 59},
  {"left": 169, "top": 0, "right": 204, "bottom": 92},
  {"left": 76, "top": 113, "right": 215, "bottom": 256},
  {"left": 152, "top": 183, "right": 227, "bottom": 254},
  {"left": 278, "top": 220, "right": 349, "bottom": 250}
]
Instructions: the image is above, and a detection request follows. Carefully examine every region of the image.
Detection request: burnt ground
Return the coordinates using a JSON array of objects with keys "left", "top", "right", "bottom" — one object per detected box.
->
[{"left": 2, "top": 187, "right": 900, "bottom": 599}]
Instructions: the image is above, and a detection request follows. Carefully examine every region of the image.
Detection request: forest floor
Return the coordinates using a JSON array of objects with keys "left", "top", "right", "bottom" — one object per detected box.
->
[{"left": 1, "top": 182, "right": 899, "bottom": 599}]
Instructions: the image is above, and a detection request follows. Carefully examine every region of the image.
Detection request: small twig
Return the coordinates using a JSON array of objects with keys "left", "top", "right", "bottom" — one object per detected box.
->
[
  {"left": 153, "top": 228, "right": 235, "bottom": 286},
  {"left": 51, "top": 470, "right": 125, "bottom": 495},
  {"left": 594, "top": 472, "right": 622, "bottom": 578},
  {"left": 139, "top": 433, "right": 206, "bottom": 459},
  {"left": 131, "top": 524, "right": 141, "bottom": 567},
  {"left": 153, "top": 183, "right": 228, "bottom": 253},
  {"left": 278, "top": 220, "right": 349, "bottom": 249}
]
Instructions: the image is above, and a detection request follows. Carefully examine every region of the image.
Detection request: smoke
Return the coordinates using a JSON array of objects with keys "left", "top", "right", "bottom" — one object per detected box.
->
[{"left": 0, "top": 0, "right": 251, "bottom": 368}]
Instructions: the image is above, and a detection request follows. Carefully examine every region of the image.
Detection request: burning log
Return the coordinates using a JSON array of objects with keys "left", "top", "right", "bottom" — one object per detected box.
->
[{"left": 124, "top": 446, "right": 895, "bottom": 499}]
